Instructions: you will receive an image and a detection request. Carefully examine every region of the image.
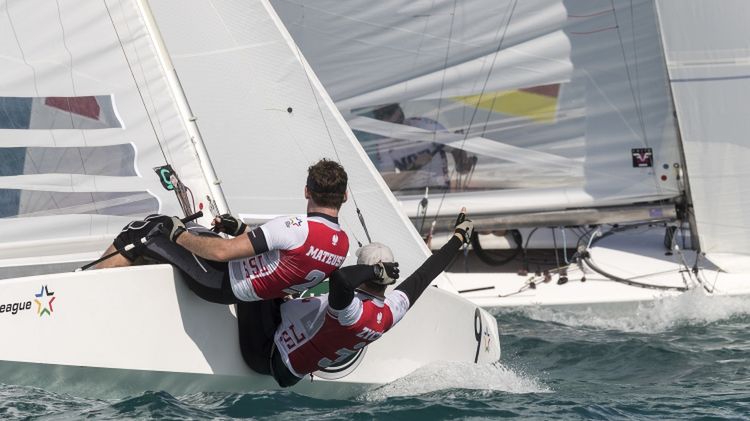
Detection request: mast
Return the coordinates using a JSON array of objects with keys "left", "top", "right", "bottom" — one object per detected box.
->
[{"left": 134, "top": 0, "right": 230, "bottom": 216}]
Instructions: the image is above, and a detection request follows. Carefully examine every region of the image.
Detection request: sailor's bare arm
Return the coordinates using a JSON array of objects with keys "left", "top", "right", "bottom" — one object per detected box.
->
[{"left": 176, "top": 232, "right": 256, "bottom": 262}]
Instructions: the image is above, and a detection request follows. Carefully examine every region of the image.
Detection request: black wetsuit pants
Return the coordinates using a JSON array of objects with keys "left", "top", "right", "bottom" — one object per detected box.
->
[{"left": 140, "top": 235, "right": 301, "bottom": 387}]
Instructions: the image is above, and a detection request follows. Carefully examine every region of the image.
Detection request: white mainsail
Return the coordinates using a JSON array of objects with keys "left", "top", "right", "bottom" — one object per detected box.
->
[
  {"left": 0, "top": 0, "right": 500, "bottom": 397},
  {"left": 270, "top": 0, "right": 683, "bottom": 227},
  {"left": 0, "top": 0, "right": 223, "bottom": 270},
  {"left": 655, "top": 0, "right": 750, "bottom": 272}
]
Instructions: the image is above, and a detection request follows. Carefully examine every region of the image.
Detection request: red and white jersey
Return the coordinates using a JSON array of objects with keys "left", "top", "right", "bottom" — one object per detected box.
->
[
  {"left": 228, "top": 214, "right": 349, "bottom": 301},
  {"left": 274, "top": 289, "right": 410, "bottom": 378}
]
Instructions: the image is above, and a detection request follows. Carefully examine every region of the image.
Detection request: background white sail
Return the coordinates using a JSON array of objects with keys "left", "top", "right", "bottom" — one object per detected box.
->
[
  {"left": 0, "top": 0, "right": 221, "bottom": 269},
  {"left": 270, "top": 0, "right": 684, "bottom": 226},
  {"left": 656, "top": 0, "right": 750, "bottom": 271}
]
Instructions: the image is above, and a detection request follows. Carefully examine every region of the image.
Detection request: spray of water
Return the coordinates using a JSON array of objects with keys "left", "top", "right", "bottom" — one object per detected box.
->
[
  {"left": 506, "top": 289, "right": 750, "bottom": 333},
  {"left": 359, "top": 361, "right": 549, "bottom": 401}
]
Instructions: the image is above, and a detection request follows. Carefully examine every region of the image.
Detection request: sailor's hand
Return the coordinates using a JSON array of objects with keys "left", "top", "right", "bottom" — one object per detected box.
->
[
  {"left": 158, "top": 216, "right": 187, "bottom": 242},
  {"left": 118, "top": 214, "right": 171, "bottom": 257},
  {"left": 121, "top": 214, "right": 166, "bottom": 235},
  {"left": 211, "top": 214, "right": 247, "bottom": 236},
  {"left": 373, "top": 262, "right": 399, "bottom": 285},
  {"left": 453, "top": 207, "right": 474, "bottom": 244}
]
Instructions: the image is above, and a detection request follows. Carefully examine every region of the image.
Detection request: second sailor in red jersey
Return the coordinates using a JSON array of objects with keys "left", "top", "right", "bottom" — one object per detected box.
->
[{"left": 236, "top": 209, "right": 474, "bottom": 387}]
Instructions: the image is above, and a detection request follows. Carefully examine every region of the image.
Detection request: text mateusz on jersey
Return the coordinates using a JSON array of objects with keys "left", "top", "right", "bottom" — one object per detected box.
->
[{"left": 306, "top": 246, "right": 345, "bottom": 267}]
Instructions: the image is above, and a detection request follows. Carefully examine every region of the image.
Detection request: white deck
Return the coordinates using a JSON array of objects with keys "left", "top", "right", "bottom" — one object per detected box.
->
[{"left": 445, "top": 226, "right": 750, "bottom": 309}]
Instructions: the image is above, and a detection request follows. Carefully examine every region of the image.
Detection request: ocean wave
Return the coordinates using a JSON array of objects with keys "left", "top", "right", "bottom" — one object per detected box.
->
[
  {"left": 360, "top": 360, "right": 550, "bottom": 401},
  {"left": 496, "top": 289, "right": 750, "bottom": 333}
]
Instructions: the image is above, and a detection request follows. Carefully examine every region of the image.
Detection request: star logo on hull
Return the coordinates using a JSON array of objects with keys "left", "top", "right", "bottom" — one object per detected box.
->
[{"left": 34, "top": 285, "right": 56, "bottom": 317}]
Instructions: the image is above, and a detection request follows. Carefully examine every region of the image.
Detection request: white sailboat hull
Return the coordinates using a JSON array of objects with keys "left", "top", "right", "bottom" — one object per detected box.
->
[
  {"left": 446, "top": 226, "right": 750, "bottom": 309},
  {"left": 0, "top": 265, "right": 500, "bottom": 398}
]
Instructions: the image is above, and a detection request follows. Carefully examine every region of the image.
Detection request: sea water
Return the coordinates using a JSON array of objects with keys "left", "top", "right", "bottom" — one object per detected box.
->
[{"left": 2, "top": 291, "right": 750, "bottom": 420}]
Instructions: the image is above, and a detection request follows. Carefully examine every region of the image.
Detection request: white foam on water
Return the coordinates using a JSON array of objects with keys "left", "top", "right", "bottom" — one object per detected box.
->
[
  {"left": 512, "top": 289, "right": 750, "bottom": 333},
  {"left": 359, "top": 361, "right": 550, "bottom": 401}
]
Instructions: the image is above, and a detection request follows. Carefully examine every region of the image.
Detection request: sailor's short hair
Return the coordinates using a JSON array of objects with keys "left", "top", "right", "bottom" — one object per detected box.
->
[{"left": 356, "top": 242, "right": 394, "bottom": 265}]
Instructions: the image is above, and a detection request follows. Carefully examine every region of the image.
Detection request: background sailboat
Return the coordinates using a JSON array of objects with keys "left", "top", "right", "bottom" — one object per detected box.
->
[
  {"left": 0, "top": 0, "right": 499, "bottom": 397},
  {"left": 269, "top": 0, "right": 750, "bottom": 307},
  {"left": 270, "top": 0, "right": 682, "bottom": 232}
]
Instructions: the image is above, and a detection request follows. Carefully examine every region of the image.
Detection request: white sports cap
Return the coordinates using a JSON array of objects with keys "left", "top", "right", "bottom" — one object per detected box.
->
[{"left": 355, "top": 242, "right": 394, "bottom": 265}]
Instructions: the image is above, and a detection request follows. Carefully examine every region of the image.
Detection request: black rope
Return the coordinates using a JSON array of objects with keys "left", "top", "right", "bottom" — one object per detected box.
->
[
  {"left": 356, "top": 208, "right": 371, "bottom": 244},
  {"left": 579, "top": 223, "right": 690, "bottom": 292},
  {"left": 582, "top": 251, "right": 687, "bottom": 292},
  {"left": 470, "top": 230, "right": 523, "bottom": 266}
]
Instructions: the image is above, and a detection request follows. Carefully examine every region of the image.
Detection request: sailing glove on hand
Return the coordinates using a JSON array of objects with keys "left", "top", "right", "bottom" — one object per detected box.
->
[
  {"left": 453, "top": 213, "right": 474, "bottom": 244},
  {"left": 373, "top": 262, "right": 400, "bottom": 285},
  {"left": 158, "top": 216, "right": 187, "bottom": 242},
  {"left": 211, "top": 213, "right": 247, "bottom": 236},
  {"left": 114, "top": 214, "right": 171, "bottom": 261}
]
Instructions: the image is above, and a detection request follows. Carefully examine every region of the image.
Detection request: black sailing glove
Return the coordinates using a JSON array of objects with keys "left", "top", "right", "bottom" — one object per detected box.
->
[
  {"left": 373, "top": 262, "right": 400, "bottom": 285},
  {"left": 453, "top": 211, "right": 474, "bottom": 245},
  {"left": 158, "top": 216, "right": 187, "bottom": 242},
  {"left": 114, "top": 214, "right": 171, "bottom": 261},
  {"left": 211, "top": 213, "right": 247, "bottom": 236}
]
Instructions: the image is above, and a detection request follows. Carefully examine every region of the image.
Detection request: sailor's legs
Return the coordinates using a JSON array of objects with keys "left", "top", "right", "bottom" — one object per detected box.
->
[{"left": 93, "top": 243, "right": 133, "bottom": 269}]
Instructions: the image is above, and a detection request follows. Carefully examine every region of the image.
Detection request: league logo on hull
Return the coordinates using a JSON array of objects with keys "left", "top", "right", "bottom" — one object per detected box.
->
[
  {"left": 34, "top": 285, "right": 56, "bottom": 317},
  {"left": 0, "top": 285, "right": 56, "bottom": 318}
]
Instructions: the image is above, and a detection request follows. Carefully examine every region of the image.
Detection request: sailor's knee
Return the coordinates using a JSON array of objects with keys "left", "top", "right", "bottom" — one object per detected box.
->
[{"left": 113, "top": 231, "right": 140, "bottom": 262}]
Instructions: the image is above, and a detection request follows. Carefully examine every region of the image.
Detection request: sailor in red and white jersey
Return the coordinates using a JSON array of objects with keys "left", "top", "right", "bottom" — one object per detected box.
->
[
  {"left": 236, "top": 209, "right": 474, "bottom": 387},
  {"left": 226, "top": 212, "right": 349, "bottom": 301},
  {"left": 95, "top": 159, "right": 349, "bottom": 305}
]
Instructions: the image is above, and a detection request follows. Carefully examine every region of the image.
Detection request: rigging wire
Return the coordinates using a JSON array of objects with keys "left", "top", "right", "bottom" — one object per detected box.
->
[
  {"left": 55, "top": 0, "right": 101, "bottom": 215},
  {"left": 430, "top": 0, "right": 519, "bottom": 224},
  {"left": 290, "top": 43, "right": 372, "bottom": 245},
  {"left": 5, "top": 1, "right": 65, "bottom": 214},
  {"left": 105, "top": 0, "right": 199, "bottom": 216},
  {"left": 104, "top": 0, "right": 170, "bottom": 165},
  {"left": 432, "top": 0, "right": 459, "bottom": 149},
  {"left": 610, "top": 0, "right": 648, "bottom": 145}
]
